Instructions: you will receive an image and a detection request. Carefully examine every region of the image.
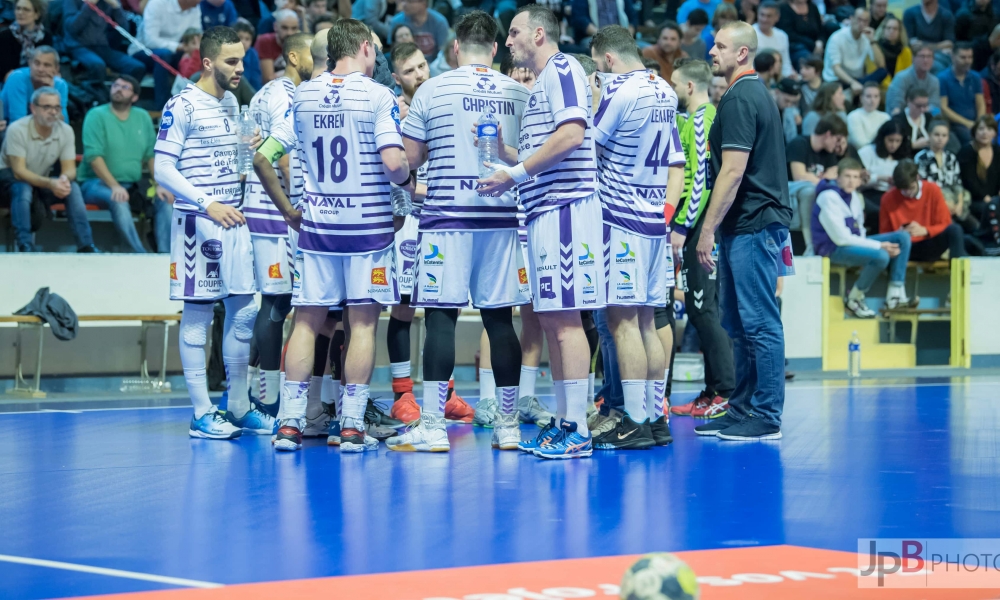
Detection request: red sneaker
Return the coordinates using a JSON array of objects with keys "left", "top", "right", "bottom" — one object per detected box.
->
[
  {"left": 690, "top": 396, "right": 728, "bottom": 419},
  {"left": 444, "top": 391, "right": 475, "bottom": 423},
  {"left": 390, "top": 392, "right": 421, "bottom": 424},
  {"left": 670, "top": 391, "right": 710, "bottom": 416}
]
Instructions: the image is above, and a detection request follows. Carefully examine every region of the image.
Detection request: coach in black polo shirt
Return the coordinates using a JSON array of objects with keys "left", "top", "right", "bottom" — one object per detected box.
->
[{"left": 693, "top": 21, "right": 794, "bottom": 441}]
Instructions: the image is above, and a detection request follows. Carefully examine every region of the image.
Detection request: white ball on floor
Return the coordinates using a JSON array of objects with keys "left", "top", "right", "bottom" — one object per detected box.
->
[{"left": 619, "top": 552, "right": 699, "bottom": 600}]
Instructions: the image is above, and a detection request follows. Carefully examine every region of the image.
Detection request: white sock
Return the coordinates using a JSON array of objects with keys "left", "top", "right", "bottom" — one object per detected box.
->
[
  {"left": 260, "top": 369, "right": 280, "bottom": 405},
  {"left": 282, "top": 380, "right": 309, "bottom": 421},
  {"left": 422, "top": 380, "right": 448, "bottom": 416},
  {"left": 306, "top": 375, "right": 326, "bottom": 418},
  {"left": 646, "top": 379, "right": 665, "bottom": 420},
  {"left": 498, "top": 386, "right": 519, "bottom": 414},
  {"left": 390, "top": 361, "right": 411, "bottom": 379},
  {"left": 553, "top": 380, "right": 567, "bottom": 421},
  {"left": 184, "top": 368, "right": 213, "bottom": 418},
  {"left": 225, "top": 359, "right": 250, "bottom": 419},
  {"left": 848, "top": 286, "right": 865, "bottom": 301},
  {"left": 335, "top": 380, "right": 344, "bottom": 416},
  {"left": 663, "top": 369, "right": 671, "bottom": 409},
  {"left": 563, "top": 379, "right": 589, "bottom": 435},
  {"left": 479, "top": 368, "right": 496, "bottom": 400},
  {"left": 519, "top": 365, "right": 538, "bottom": 398},
  {"left": 887, "top": 282, "right": 907, "bottom": 300},
  {"left": 587, "top": 372, "right": 595, "bottom": 405},
  {"left": 248, "top": 365, "right": 260, "bottom": 400},
  {"left": 321, "top": 375, "right": 339, "bottom": 407},
  {"left": 342, "top": 383, "right": 369, "bottom": 422},
  {"left": 622, "top": 380, "right": 646, "bottom": 423}
]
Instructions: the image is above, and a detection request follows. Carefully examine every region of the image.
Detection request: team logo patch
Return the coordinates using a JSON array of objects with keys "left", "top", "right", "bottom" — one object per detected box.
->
[
  {"left": 400, "top": 239, "right": 417, "bottom": 259},
  {"left": 201, "top": 240, "right": 223, "bottom": 260},
  {"left": 620, "top": 271, "right": 631, "bottom": 282},
  {"left": 475, "top": 66, "right": 488, "bottom": 73},
  {"left": 391, "top": 104, "right": 401, "bottom": 125},
  {"left": 423, "top": 272, "right": 440, "bottom": 294},
  {"left": 615, "top": 242, "right": 636, "bottom": 263},
  {"left": 160, "top": 111, "right": 173, "bottom": 129},
  {"left": 169, "top": 262, "right": 177, "bottom": 280},
  {"left": 268, "top": 263, "right": 283, "bottom": 279},
  {"left": 371, "top": 267, "right": 387, "bottom": 285},
  {"left": 518, "top": 267, "right": 528, "bottom": 285},
  {"left": 476, "top": 76, "right": 496, "bottom": 92},
  {"left": 423, "top": 243, "right": 444, "bottom": 264},
  {"left": 528, "top": 96, "right": 537, "bottom": 109},
  {"left": 578, "top": 243, "right": 595, "bottom": 266},
  {"left": 539, "top": 275, "right": 556, "bottom": 300},
  {"left": 206, "top": 262, "right": 221, "bottom": 279},
  {"left": 583, "top": 273, "right": 595, "bottom": 295},
  {"left": 332, "top": 78, "right": 344, "bottom": 84}
]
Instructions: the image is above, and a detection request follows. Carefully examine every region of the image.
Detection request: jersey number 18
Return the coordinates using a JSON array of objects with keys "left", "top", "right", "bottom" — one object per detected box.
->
[{"left": 311, "top": 135, "right": 350, "bottom": 183}]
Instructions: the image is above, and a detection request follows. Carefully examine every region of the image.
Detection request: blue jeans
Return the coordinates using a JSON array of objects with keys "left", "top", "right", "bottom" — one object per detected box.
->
[
  {"left": 81, "top": 179, "right": 172, "bottom": 253},
  {"left": 829, "top": 231, "right": 911, "bottom": 293},
  {"left": 130, "top": 48, "right": 179, "bottom": 109},
  {"left": 70, "top": 45, "right": 146, "bottom": 83},
  {"left": 593, "top": 309, "right": 623, "bottom": 410},
  {"left": 718, "top": 225, "right": 788, "bottom": 427},
  {"left": 11, "top": 180, "right": 92, "bottom": 249}
]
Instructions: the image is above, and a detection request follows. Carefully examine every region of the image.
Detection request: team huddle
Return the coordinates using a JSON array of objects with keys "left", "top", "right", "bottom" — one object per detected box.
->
[{"left": 157, "top": 6, "right": 708, "bottom": 459}]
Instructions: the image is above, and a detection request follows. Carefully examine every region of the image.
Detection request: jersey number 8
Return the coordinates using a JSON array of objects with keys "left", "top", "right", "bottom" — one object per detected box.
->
[{"left": 311, "top": 135, "right": 349, "bottom": 183}]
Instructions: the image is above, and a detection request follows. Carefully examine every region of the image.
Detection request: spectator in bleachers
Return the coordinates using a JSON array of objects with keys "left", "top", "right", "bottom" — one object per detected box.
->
[
  {"left": 799, "top": 57, "right": 824, "bottom": 113},
  {"left": 788, "top": 114, "right": 849, "bottom": 255},
  {"left": 680, "top": 8, "right": 708, "bottom": 61},
  {"left": 812, "top": 157, "right": 913, "bottom": 318},
  {"left": 257, "top": 0, "right": 306, "bottom": 35},
  {"left": 0, "top": 0, "right": 51, "bottom": 84},
  {"left": 200, "top": 0, "right": 237, "bottom": 30},
  {"left": 256, "top": 8, "right": 300, "bottom": 83},
  {"left": 79, "top": 76, "right": 172, "bottom": 253},
  {"left": 903, "top": 0, "right": 955, "bottom": 74},
  {"left": 859, "top": 119, "right": 908, "bottom": 223},
  {"left": 881, "top": 159, "right": 967, "bottom": 261},
  {"left": 128, "top": 0, "right": 201, "bottom": 109},
  {"left": 802, "top": 82, "right": 847, "bottom": 137},
  {"left": 312, "top": 12, "right": 334, "bottom": 32},
  {"left": 0, "top": 87, "right": 95, "bottom": 253},
  {"left": 64, "top": 0, "right": 147, "bottom": 86},
  {"left": 176, "top": 28, "right": 203, "bottom": 79},
  {"left": 570, "top": 0, "right": 637, "bottom": 47},
  {"left": 754, "top": 1, "right": 793, "bottom": 78},
  {"left": 392, "top": 24, "right": 414, "bottom": 46},
  {"left": 675, "top": 0, "right": 719, "bottom": 25},
  {"left": 848, "top": 81, "right": 890, "bottom": 148},
  {"left": 234, "top": 18, "right": 262, "bottom": 90},
  {"left": 958, "top": 115, "right": 1000, "bottom": 215},
  {"left": 736, "top": 0, "right": 758, "bottom": 25},
  {"left": 641, "top": 21, "right": 686, "bottom": 82},
  {"left": 353, "top": 0, "right": 390, "bottom": 42},
  {"left": 822, "top": 7, "right": 886, "bottom": 98},
  {"left": 956, "top": 0, "right": 998, "bottom": 71},
  {"left": 776, "top": 77, "right": 802, "bottom": 143},
  {"left": 702, "top": 3, "right": 737, "bottom": 60},
  {"left": 874, "top": 15, "right": 910, "bottom": 83},
  {"left": 886, "top": 46, "right": 940, "bottom": 116},
  {"left": 984, "top": 50, "right": 1000, "bottom": 115},
  {"left": 892, "top": 87, "right": 933, "bottom": 157},
  {"left": 778, "top": 0, "right": 824, "bottom": 69},
  {"left": 390, "top": 41, "right": 427, "bottom": 119},
  {"left": 870, "top": 0, "right": 888, "bottom": 31},
  {"left": 389, "top": 0, "right": 448, "bottom": 61},
  {"left": 710, "top": 74, "right": 725, "bottom": 106},
  {"left": 2, "top": 47, "right": 68, "bottom": 123},
  {"left": 917, "top": 119, "right": 981, "bottom": 250},
  {"left": 428, "top": 31, "right": 456, "bottom": 77},
  {"left": 938, "top": 42, "right": 986, "bottom": 149}
]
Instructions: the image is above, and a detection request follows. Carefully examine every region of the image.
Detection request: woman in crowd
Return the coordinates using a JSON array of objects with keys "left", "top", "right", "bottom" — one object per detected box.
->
[
  {"left": 778, "top": 0, "right": 824, "bottom": 69},
  {"left": 917, "top": 119, "right": 982, "bottom": 253},
  {"left": 958, "top": 115, "right": 1000, "bottom": 217},
  {"left": 392, "top": 24, "right": 414, "bottom": 47},
  {"left": 702, "top": 3, "right": 738, "bottom": 61},
  {"left": 0, "top": 0, "right": 51, "bottom": 83},
  {"left": 875, "top": 15, "right": 910, "bottom": 87},
  {"left": 802, "top": 82, "right": 847, "bottom": 136},
  {"left": 859, "top": 120, "right": 909, "bottom": 230}
]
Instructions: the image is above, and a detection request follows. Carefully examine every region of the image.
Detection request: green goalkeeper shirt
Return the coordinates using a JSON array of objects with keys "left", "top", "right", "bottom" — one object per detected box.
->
[{"left": 673, "top": 102, "right": 716, "bottom": 237}]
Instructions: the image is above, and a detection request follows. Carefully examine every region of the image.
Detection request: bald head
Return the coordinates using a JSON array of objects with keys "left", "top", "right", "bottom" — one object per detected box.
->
[
  {"left": 721, "top": 21, "right": 757, "bottom": 56},
  {"left": 709, "top": 20, "right": 758, "bottom": 81},
  {"left": 311, "top": 30, "right": 329, "bottom": 76}
]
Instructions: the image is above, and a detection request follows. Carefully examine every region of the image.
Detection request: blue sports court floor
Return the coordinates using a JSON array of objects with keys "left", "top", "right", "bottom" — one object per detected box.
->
[{"left": 1, "top": 377, "right": 999, "bottom": 599}]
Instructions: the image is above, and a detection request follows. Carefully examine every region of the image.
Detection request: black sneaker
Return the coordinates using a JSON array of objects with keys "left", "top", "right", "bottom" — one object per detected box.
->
[
  {"left": 650, "top": 416, "right": 673, "bottom": 446},
  {"left": 716, "top": 417, "right": 782, "bottom": 441},
  {"left": 593, "top": 414, "right": 655, "bottom": 450},
  {"left": 365, "top": 398, "right": 404, "bottom": 429},
  {"left": 693, "top": 413, "right": 742, "bottom": 436},
  {"left": 77, "top": 244, "right": 99, "bottom": 253}
]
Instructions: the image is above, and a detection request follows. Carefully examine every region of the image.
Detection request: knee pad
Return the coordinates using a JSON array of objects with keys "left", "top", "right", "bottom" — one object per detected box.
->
[
  {"left": 180, "top": 302, "right": 214, "bottom": 347},
  {"left": 269, "top": 294, "right": 292, "bottom": 323},
  {"left": 226, "top": 296, "right": 258, "bottom": 342}
]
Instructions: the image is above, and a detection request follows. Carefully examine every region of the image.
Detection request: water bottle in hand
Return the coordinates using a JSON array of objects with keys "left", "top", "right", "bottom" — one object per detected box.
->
[
  {"left": 848, "top": 331, "right": 861, "bottom": 378},
  {"left": 237, "top": 105, "right": 255, "bottom": 175},
  {"left": 477, "top": 111, "right": 499, "bottom": 178},
  {"left": 391, "top": 185, "right": 412, "bottom": 217}
]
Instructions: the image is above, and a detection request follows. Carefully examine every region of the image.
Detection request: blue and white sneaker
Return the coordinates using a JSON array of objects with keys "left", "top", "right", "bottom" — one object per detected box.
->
[
  {"left": 189, "top": 409, "right": 242, "bottom": 440},
  {"left": 518, "top": 417, "right": 558, "bottom": 453},
  {"left": 232, "top": 407, "right": 276, "bottom": 435},
  {"left": 327, "top": 418, "right": 342, "bottom": 446},
  {"left": 534, "top": 421, "right": 592, "bottom": 459}
]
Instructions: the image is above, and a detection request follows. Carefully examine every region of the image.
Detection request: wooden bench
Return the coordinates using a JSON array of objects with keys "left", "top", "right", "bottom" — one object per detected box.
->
[
  {"left": 830, "top": 260, "right": 951, "bottom": 299},
  {"left": 0, "top": 314, "right": 181, "bottom": 398}
]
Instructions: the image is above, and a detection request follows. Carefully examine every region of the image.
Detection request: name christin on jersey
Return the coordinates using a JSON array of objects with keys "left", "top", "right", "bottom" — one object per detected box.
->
[{"left": 461, "top": 97, "right": 517, "bottom": 115}]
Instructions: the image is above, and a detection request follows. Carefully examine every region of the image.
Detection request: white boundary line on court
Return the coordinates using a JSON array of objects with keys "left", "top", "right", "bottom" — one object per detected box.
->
[{"left": 0, "top": 553, "right": 223, "bottom": 588}]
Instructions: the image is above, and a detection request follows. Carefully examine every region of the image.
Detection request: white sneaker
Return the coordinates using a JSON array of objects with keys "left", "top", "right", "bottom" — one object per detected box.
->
[
  {"left": 590, "top": 407, "right": 624, "bottom": 435},
  {"left": 518, "top": 395, "right": 555, "bottom": 426},
  {"left": 846, "top": 295, "right": 876, "bottom": 318},
  {"left": 491, "top": 412, "right": 521, "bottom": 450},
  {"left": 386, "top": 413, "right": 450, "bottom": 452},
  {"left": 304, "top": 402, "right": 336, "bottom": 437},
  {"left": 885, "top": 294, "right": 918, "bottom": 310},
  {"left": 189, "top": 408, "right": 242, "bottom": 439},
  {"left": 340, "top": 417, "right": 379, "bottom": 453},
  {"left": 473, "top": 396, "right": 498, "bottom": 427}
]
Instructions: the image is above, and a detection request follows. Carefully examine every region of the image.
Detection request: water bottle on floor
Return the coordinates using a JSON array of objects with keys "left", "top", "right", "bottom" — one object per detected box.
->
[
  {"left": 477, "top": 111, "right": 499, "bottom": 178},
  {"left": 237, "top": 105, "right": 255, "bottom": 175},
  {"left": 848, "top": 332, "right": 861, "bottom": 379}
]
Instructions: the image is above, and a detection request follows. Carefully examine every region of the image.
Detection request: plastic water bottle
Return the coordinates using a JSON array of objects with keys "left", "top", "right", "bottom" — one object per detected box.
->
[
  {"left": 391, "top": 185, "right": 412, "bottom": 216},
  {"left": 848, "top": 331, "right": 861, "bottom": 378},
  {"left": 477, "top": 111, "right": 499, "bottom": 178},
  {"left": 237, "top": 105, "right": 255, "bottom": 175}
]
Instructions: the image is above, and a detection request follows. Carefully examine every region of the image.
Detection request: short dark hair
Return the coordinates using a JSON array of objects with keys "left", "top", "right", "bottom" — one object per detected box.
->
[
  {"left": 658, "top": 20, "right": 682, "bottom": 39},
  {"left": 31, "top": 45, "right": 58, "bottom": 63},
  {"left": 814, "top": 113, "right": 848, "bottom": 138},
  {"left": 390, "top": 42, "right": 422, "bottom": 73},
  {"left": 758, "top": 1, "right": 780, "bottom": 13},
  {"left": 455, "top": 10, "right": 498, "bottom": 52},
  {"left": 837, "top": 157, "right": 863, "bottom": 173},
  {"left": 115, "top": 75, "right": 141, "bottom": 95},
  {"left": 893, "top": 159, "right": 920, "bottom": 190},
  {"left": 874, "top": 119, "right": 910, "bottom": 159},
  {"left": 673, "top": 58, "right": 713, "bottom": 89},
  {"left": 515, "top": 5, "right": 560, "bottom": 42},
  {"left": 800, "top": 56, "right": 823, "bottom": 72},
  {"left": 234, "top": 18, "right": 256, "bottom": 42},
  {"left": 927, "top": 118, "right": 950, "bottom": 134},
  {"left": 312, "top": 12, "right": 336, "bottom": 27},
  {"left": 591, "top": 25, "right": 640, "bottom": 64},
  {"left": 574, "top": 53, "right": 597, "bottom": 76},
  {"left": 327, "top": 19, "right": 372, "bottom": 66},
  {"left": 687, "top": 8, "right": 709, "bottom": 26},
  {"left": 863, "top": 80, "right": 881, "bottom": 91},
  {"left": 955, "top": 41, "right": 975, "bottom": 54},
  {"left": 282, "top": 32, "right": 312, "bottom": 63},
  {"left": 905, "top": 87, "right": 929, "bottom": 103},
  {"left": 753, "top": 51, "right": 776, "bottom": 73},
  {"left": 500, "top": 52, "right": 515, "bottom": 76},
  {"left": 201, "top": 26, "right": 242, "bottom": 61}
]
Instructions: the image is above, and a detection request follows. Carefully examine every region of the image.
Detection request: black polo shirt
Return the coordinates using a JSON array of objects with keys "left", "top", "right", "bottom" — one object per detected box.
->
[{"left": 708, "top": 70, "right": 793, "bottom": 235}]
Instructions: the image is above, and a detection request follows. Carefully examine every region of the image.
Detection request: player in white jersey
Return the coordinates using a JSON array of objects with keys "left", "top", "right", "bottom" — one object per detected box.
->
[
  {"left": 589, "top": 26, "right": 685, "bottom": 451},
  {"left": 153, "top": 27, "right": 267, "bottom": 440},
  {"left": 477, "top": 6, "right": 603, "bottom": 459},
  {"left": 384, "top": 11, "right": 529, "bottom": 453},
  {"left": 242, "top": 32, "right": 313, "bottom": 424},
  {"left": 253, "top": 19, "right": 413, "bottom": 453}
]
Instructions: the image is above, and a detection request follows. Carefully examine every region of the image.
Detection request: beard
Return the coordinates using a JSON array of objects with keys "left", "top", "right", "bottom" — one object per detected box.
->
[{"left": 214, "top": 68, "right": 240, "bottom": 92}]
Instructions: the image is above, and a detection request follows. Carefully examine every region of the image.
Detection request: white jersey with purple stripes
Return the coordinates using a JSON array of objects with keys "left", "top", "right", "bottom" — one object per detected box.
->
[
  {"left": 401, "top": 64, "right": 528, "bottom": 231},
  {"left": 244, "top": 77, "right": 300, "bottom": 237},
  {"left": 154, "top": 83, "right": 242, "bottom": 212},
  {"left": 593, "top": 70, "right": 683, "bottom": 238},
  {"left": 517, "top": 53, "right": 597, "bottom": 221},
  {"left": 292, "top": 71, "right": 403, "bottom": 255}
]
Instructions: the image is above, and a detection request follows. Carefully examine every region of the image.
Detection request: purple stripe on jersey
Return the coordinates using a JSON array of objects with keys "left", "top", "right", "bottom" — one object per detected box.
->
[
  {"left": 558, "top": 205, "right": 575, "bottom": 310},
  {"left": 184, "top": 213, "right": 196, "bottom": 297},
  {"left": 401, "top": 132, "right": 426, "bottom": 143},
  {"left": 243, "top": 207, "right": 283, "bottom": 216},
  {"left": 246, "top": 216, "right": 289, "bottom": 236},
  {"left": 419, "top": 216, "right": 520, "bottom": 231},
  {"left": 602, "top": 211, "right": 666, "bottom": 238},
  {"left": 376, "top": 143, "right": 404, "bottom": 153},
  {"left": 298, "top": 231, "right": 394, "bottom": 254},
  {"left": 603, "top": 223, "right": 612, "bottom": 298},
  {"left": 303, "top": 219, "right": 392, "bottom": 231},
  {"left": 422, "top": 205, "right": 517, "bottom": 214},
  {"left": 554, "top": 56, "right": 579, "bottom": 108},
  {"left": 155, "top": 149, "right": 179, "bottom": 160},
  {"left": 409, "top": 299, "right": 470, "bottom": 308}
]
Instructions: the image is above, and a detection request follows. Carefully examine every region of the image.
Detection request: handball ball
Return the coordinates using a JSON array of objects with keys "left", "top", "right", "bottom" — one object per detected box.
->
[{"left": 619, "top": 553, "right": 700, "bottom": 600}]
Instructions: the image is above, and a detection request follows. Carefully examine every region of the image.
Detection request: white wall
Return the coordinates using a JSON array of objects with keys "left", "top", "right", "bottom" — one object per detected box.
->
[
  {"left": 781, "top": 256, "right": 824, "bottom": 362},
  {"left": 968, "top": 258, "right": 1000, "bottom": 360}
]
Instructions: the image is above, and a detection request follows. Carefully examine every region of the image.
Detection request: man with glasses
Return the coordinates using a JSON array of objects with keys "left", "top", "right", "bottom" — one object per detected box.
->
[
  {"left": 1, "top": 46, "right": 69, "bottom": 123},
  {"left": 0, "top": 87, "right": 96, "bottom": 252},
  {"left": 892, "top": 88, "right": 932, "bottom": 157},
  {"left": 79, "top": 76, "right": 175, "bottom": 253}
]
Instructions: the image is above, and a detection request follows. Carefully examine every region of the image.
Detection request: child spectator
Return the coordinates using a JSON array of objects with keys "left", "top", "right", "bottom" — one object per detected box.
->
[
  {"left": 802, "top": 82, "right": 848, "bottom": 137},
  {"left": 880, "top": 159, "right": 967, "bottom": 261},
  {"left": 234, "top": 18, "right": 262, "bottom": 90},
  {"left": 754, "top": 49, "right": 780, "bottom": 88},
  {"left": 858, "top": 119, "right": 909, "bottom": 227},
  {"left": 847, "top": 81, "right": 891, "bottom": 148},
  {"left": 177, "top": 29, "right": 203, "bottom": 79},
  {"left": 916, "top": 119, "right": 981, "bottom": 252}
]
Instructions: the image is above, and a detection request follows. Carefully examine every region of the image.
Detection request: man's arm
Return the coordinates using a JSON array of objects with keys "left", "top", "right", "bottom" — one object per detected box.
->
[
  {"left": 7, "top": 155, "right": 54, "bottom": 189},
  {"left": 148, "top": 157, "right": 174, "bottom": 203},
  {"left": 976, "top": 92, "right": 986, "bottom": 118},
  {"left": 790, "top": 161, "right": 820, "bottom": 184},
  {"left": 870, "top": 38, "right": 886, "bottom": 69},
  {"left": 252, "top": 151, "right": 299, "bottom": 228},
  {"left": 143, "top": 2, "right": 181, "bottom": 52},
  {"left": 89, "top": 156, "right": 130, "bottom": 200},
  {"left": 403, "top": 136, "right": 428, "bottom": 171},
  {"left": 940, "top": 96, "right": 974, "bottom": 128},
  {"left": 59, "top": 158, "right": 77, "bottom": 182},
  {"left": 4, "top": 78, "right": 29, "bottom": 122},
  {"left": 475, "top": 120, "right": 586, "bottom": 196},
  {"left": 695, "top": 150, "right": 749, "bottom": 271}
]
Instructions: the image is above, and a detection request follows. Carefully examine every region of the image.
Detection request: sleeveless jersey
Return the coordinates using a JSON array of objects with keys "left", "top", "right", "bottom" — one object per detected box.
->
[{"left": 244, "top": 77, "right": 299, "bottom": 237}]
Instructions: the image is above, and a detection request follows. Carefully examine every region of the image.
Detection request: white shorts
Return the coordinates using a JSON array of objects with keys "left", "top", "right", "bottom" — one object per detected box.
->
[
  {"left": 604, "top": 225, "right": 672, "bottom": 307},
  {"left": 252, "top": 235, "right": 295, "bottom": 295},
  {"left": 526, "top": 194, "right": 606, "bottom": 312},
  {"left": 411, "top": 229, "right": 529, "bottom": 309},
  {"left": 394, "top": 215, "right": 419, "bottom": 297},
  {"left": 169, "top": 209, "right": 257, "bottom": 301},
  {"left": 292, "top": 244, "right": 399, "bottom": 307},
  {"left": 519, "top": 240, "right": 531, "bottom": 299}
]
